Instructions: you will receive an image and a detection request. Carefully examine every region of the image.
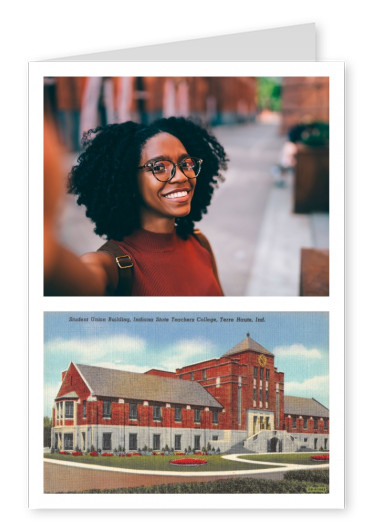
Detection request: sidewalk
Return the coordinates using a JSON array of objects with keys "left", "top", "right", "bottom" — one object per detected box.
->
[{"left": 245, "top": 174, "right": 329, "bottom": 296}]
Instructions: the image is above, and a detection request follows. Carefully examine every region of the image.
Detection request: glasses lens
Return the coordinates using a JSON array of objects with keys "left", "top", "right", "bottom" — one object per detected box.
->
[
  {"left": 152, "top": 160, "right": 174, "bottom": 181},
  {"left": 180, "top": 157, "right": 202, "bottom": 178}
]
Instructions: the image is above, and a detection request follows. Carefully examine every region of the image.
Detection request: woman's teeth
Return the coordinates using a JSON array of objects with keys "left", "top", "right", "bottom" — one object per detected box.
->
[{"left": 164, "top": 191, "right": 188, "bottom": 199}]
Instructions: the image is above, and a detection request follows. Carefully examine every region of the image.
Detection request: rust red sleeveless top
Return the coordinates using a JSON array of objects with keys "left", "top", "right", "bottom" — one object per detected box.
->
[{"left": 113, "top": 229, "right": 223, "bottom": 296}]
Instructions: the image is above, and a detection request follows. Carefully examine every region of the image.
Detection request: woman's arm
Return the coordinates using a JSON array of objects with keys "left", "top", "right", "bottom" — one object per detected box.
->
[
  {"left": 44, "top": 118, "right": 118, "bottom": 296},
  {"left": 44, "top": 232, "right": 118, "bottom": 295}
]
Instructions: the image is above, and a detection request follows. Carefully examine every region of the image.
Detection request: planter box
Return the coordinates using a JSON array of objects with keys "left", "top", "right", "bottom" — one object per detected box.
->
[{"left": 294, "top": 143, "right": 329, "bottom": 213}]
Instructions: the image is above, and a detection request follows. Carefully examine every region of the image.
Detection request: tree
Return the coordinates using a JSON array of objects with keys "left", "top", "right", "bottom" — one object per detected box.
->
[{"left": 44, "top": 416, "right": 52, "bottom": 448}]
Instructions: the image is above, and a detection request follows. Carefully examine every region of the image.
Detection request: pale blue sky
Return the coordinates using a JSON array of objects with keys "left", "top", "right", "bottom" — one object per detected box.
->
[{"left": 44, "top": 312, "right": 329, "bottom": 416}]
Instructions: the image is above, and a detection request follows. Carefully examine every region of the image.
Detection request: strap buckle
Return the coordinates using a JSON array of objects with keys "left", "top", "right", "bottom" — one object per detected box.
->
[{"left": 115, "top": 255, "right": 133, "bottom": 269}]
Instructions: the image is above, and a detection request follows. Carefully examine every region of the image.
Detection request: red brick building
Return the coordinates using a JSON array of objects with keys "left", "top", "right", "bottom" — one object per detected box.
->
[{"left": 51, "top": 333, "right": 329, "bottom": 454}]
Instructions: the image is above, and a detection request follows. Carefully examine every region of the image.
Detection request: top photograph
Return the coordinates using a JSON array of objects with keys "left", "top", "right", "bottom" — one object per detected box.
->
[{"left": 44, "top": 76, "right": 329, "bottom": 297}]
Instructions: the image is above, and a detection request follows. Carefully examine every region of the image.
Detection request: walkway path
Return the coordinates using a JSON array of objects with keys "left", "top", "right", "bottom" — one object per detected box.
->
[{"left": 44, "top": 454, "right": 329, "bottom": 486}]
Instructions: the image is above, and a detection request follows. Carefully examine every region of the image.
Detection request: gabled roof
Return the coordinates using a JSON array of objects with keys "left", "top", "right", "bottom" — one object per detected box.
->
[
  {"left": 75, "top": 363, "right": 222, "bottom": 409},
  {"left": 221, "top": 333, "right": 273, "bottom": 358},
  {"left": 284, "top": 396, "right": 329, "bottom": 417}
]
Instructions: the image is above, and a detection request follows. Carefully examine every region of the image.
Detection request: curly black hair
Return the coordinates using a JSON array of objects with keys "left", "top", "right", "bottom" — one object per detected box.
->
[{"left": 68, "top": 116, "right": 228, "bottom": 240}]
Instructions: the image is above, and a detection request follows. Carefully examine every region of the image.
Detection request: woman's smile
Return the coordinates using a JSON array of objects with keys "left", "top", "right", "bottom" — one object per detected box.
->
[{"left": 162, "top": 187, "right": 191, "bottom": 200}]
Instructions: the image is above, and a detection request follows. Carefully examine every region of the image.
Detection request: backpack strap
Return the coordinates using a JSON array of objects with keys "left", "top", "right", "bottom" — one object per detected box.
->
[
  {"left": 97, "top": 240, "right": 134, "bottom": 296},
  {"left": 193, "top": 229, "right": 223, "bottom": 295},
  {"left": 97, "top": 231, "right": 222, "bottom": 296}
]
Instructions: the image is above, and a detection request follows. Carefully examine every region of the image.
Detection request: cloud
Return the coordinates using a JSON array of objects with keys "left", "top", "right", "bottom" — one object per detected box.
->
[
  {"left": 285, "top": 374, "right": 329, "bottom": 396},
  {"left": 159, "top": 338, "right": 217, "bottom": 371},
  {"left": 94, "top": 361, "right": 151, "bottom": 373},
  {"left": 273, "top": 343, "right": 322, "bottom": 359},
  {"left": 45, "top": 334, "right": 147, "bottom": 362}
]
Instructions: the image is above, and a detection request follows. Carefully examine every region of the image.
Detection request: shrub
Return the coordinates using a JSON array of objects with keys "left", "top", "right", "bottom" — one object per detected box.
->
[{"left": 284, "top": 469, "right": 329, "bottom": 484}]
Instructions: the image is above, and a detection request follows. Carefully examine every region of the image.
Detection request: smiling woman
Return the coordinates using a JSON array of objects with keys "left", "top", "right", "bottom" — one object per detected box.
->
[{"left": 44, "top": 117, "right": 228, "bottom": 296}]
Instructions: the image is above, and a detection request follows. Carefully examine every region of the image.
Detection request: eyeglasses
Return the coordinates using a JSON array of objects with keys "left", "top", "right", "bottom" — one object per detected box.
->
[{"left": 138, "top": 156, "right": 203, "bottom": 182}]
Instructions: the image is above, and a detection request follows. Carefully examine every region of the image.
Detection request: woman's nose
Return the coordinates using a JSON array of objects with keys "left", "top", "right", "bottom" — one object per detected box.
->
[{"left": 169, "top": 164, "right": 188, "bottom": 182}]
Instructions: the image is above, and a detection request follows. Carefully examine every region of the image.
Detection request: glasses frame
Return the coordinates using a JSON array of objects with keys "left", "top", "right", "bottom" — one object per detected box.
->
[{"left": 138, "top": 156, "right": 203, "bottom": 182}]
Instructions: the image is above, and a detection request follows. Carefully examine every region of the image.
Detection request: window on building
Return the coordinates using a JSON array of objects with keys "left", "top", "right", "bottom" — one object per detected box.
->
[
  {"left": 238, "top": 386, "right": 242, "bottom": 425},
  {"left": 103, "top": 432, "right": 112, "bottom": 451},
  {"left": 175, "top": 407, "right": 182, "bottom": 422},
  {"left": 65, "top": 401, "right": 74, "bottom": 419},
  {"left": 129, "top": 403, "right": 138, "bottom": 420},
  {"left": 212, "top": 435, "right": 218, "bottom": 441},
  {"left": 212, "top": 410, "right": 218, "bottom": 424},
  {"left": 81, "top": 432, "right": 86, "bottom": 451},
  {"left": 314, "top": 438, "right": 318, "bottom": 450},
  {"left": 266, "top": 369, "right": 270, "bottom": 380},
  {"left": 260, "top": 416, "right": 264, "bottom": 429},
  {"left": 259, "top": 388, "right": 262, "bottom": 402},
  {"left": 64, "top": 433, "right": 73, "bottom": 450},
  {"left": 153, "top": 434, "right": 160, "bottom": 451},
  {"left": 324, "top": 420, "right": 328, "bottom": 430},
  {"left": 175, "top": 434, "right": 182, "bottom": 450},
  {"left": 303, "top": 418, "right": 308, "bottom": 429},
  {"left": 216, "top": 377, "right": 220, "bottom": 388},
  {"left": 203, "top": 369, "right": 207, "bottom": 380},
  {"left": 194, "top": 435, "right": 201, "bottom": 450},
  {"left": 324, "top": 438, "right": 328, "bottom": 449},
  {"left": 292, "top": 417, "right": 296, "bottom": 428},
  {"left": 314, "top": 418, "right": 318, "bottom": 429},
  {"left": 153, "top": 406, "right": 162, "bottom": 421},
  {"left": 194, "top": 409, "right": 201, "bottom": 423},
  {"left": 103, "top": 400, "right": 111, "bottom": 418},
  {"left": 82, "top": 400, "right": 86, "bottom": 418},
  {"left": 190, "top": 372, "right": 194, "bottom": 381},
  {"left": 260, "top": 368, "right": 264, "bottom": 379},
  {"left": 253, "top": 388, "right": 256, "bottom": 401},
  {"left": 254, "top": 367, "right": 258, "bottom": 378},
  {"left": 129, "top": 433, "right": 137, "bottom": 450},
  {"left": 265, "top": 390, "right": 269, "bottom": 403}
]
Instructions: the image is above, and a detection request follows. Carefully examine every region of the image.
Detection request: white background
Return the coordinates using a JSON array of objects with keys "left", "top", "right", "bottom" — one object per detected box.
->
[{"left": 2, "top": 0, "right": 371, "bottom": 527}]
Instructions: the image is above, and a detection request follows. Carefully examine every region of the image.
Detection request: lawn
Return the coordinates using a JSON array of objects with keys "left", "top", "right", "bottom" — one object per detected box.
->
[
  {"left": 44, "top": 453, "right": 282, "bottom": 472},
  {"left": 238, "top": 453, "right": 329, "bottom": 466}
]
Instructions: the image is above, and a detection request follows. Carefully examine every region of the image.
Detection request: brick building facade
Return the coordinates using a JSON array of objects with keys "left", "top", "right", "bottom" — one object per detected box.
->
[{"left": 51, "top": 334, "right": 329, "bottom": 454}]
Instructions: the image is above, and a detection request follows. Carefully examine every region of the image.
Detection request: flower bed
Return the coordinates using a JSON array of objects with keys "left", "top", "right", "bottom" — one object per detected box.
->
[
  {"left": 89, "top": 451, "right": 99, "bottom": 457},
  {"left": 59, "top": 451, "right": 69, "bottom": 455},
  {"left": 169, "top": 458, "right": 208, "bottom": 466},
  {"left": 72, "top": 451, "right": 82, "bottom": 456},
  {"left": 101, "top": 452, "right": 114, "bottom": 457},
  {"left": 311, "top": 454, "right": 329, "bottom": 461}
]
